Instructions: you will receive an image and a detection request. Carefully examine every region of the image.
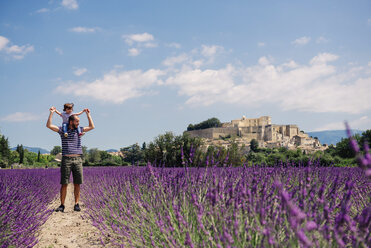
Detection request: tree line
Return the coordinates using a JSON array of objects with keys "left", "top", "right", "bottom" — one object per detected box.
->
[
  {"left": 0, "top": 132, "right": 55, "bottom": 168},
  {"left": 1, "top": 128, "right": 370, "bottom": 168}
]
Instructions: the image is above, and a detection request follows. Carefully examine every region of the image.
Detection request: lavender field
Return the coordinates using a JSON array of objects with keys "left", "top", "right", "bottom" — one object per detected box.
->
[
  {"left": 80, "top": 164, "right": 371, "bottom": 247},
  {"left": 0, "top": 169, "right": 60, "bottom": 248},
  {"left": 1, "top": 151, "right": 371, "bottom": 247}
]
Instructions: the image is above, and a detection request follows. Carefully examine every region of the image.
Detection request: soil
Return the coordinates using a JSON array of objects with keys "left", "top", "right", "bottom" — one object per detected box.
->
[{"left": 35, "top": 184, "right": 104, "bottom": 248}]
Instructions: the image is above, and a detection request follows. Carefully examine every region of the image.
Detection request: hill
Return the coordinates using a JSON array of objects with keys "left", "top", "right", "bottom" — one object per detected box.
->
[
  {"left": 106, "top": 149, "right": 119, "bottom": 153},
  {"left": 11, "top": 146, "right": 50, "bottom": 154},
  {"left": 307, "top": 130, "right": 364, "bottom": 145}
]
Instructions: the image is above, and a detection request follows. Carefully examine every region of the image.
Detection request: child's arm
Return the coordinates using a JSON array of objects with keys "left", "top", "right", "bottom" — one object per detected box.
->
[
  {"left": 54, "top": 109, "right": 62, "bottom": 116},
  {"left": 75, "top": 109, "right": 86, "bottom": 116}
]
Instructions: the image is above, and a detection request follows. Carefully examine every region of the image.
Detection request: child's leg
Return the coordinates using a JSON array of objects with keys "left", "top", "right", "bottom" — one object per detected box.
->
[
  {"left": 62, "top": 123, "right": 68, "bottom": 133},
  {"left": 77, "top": 126, "right": 81, "bottom": 135}
]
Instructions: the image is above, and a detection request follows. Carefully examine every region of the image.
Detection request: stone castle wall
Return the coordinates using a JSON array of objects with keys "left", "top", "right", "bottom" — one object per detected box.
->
[
  {"left": 185, "top": 116, "right": 324, "bottom": 152},
  {"left": 187, "top": 127, "right": 238, "bottom": 139}
]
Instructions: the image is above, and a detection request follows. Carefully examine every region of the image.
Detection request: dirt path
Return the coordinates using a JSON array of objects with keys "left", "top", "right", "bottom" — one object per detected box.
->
[{"left": 35, "top": 184, "right": 104, "bottom": 248}]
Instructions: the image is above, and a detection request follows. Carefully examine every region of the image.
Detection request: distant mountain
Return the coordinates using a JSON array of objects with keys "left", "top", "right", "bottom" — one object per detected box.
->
[
  {"left": 11, "top": 146, "right": 50, "bottom": 154},
  {"left": 307, "top": 130, "right": 364, "bottom": 145},
  {"left": 106, "top": 149, "right": 119, "bottom": 153}
]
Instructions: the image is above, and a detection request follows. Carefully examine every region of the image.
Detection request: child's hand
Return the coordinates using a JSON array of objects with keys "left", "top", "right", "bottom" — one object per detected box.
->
[
  {"left": 85, "top": 108, "right": 90, "bottom": 114},
  {"left": 49, "top": 106, "right": 56, "bottom": 113}
]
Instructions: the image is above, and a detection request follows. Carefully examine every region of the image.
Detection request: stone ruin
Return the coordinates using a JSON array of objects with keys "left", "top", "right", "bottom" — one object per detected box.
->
[{"left": 185, "top": 116, "right": 326, "bottom": 152}]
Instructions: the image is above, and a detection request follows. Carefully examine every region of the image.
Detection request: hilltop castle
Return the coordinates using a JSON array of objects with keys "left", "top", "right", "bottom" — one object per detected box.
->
[{"left": 185, "top": 116, "right": 325, "bottom": 152}]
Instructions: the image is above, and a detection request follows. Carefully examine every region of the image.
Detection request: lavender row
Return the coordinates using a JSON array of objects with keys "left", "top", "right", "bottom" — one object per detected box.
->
[
  {"left": 81, "top": 165, "right": 370, "bottom": 247},
  {"left": 0, "top": 169, "right": 60, "bottom": 248}
]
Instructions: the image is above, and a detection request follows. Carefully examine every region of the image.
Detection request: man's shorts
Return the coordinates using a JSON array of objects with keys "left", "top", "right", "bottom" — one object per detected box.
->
[{"left": 60, "top": 156, "right": 83, "bottom": 184}]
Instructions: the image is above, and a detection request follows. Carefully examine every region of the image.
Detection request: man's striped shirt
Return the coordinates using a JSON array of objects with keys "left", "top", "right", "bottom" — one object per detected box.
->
[{"left": 59, "top": 127, "right": 83, "bottom": 156}]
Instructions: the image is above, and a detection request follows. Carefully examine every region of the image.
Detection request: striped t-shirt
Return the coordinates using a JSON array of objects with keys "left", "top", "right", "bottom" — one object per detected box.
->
[{"left": 58, "top": 127, "right": 83, "bottom": 156}]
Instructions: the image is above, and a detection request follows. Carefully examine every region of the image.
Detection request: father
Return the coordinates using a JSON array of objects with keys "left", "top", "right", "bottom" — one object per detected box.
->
[{"left": 46, "top": 106, "right": 95, "bottom": 212}]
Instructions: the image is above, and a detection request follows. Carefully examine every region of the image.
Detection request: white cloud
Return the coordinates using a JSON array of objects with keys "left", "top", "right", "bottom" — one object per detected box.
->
[
  {"left": 0, "top": 112, "right": 41, "bottom": 122},
  {"left": 69, "top": 27, "right": 98, "bottom": 33},
  {"left": 123, "top": 33, "right": 154, "bottom": 45},
  {"left": 73, "top": 67, "right": 87, "bottom": 76},
  {"left": 0, "top": 36, "right": 10, "bottom": 51},
  {"left": 292, "top": 36, "right": 311, "bottom": 46},
  {"left": 0, "top": 36, "right": 34, "bottom": 60},
  {"left": 313, "top": 116, "right": 371, "bottom": 131},
  {"left": 55, "top": 68, "right": 165, "bottom": 103},
  {"left": 143, "top": 42, "right": 158, "bottom": 48},
  {"left": 316, "top": 36, "right": 329, "bottom": 44},
  {"left": 36, "top": 8, "right": 50, "bottom": 13},
  {"left": 55, "top": 47, "right": 63, "bottom": 55},
  {"left": 164, "top": 52, "right": 371, "bottom": 114},
  {"left": 162, "top": 54, "right": 189, "bottom": 67},
  {"left": 61, "top": 0, "right": 78, "bottom": 10},
  {"left": 258, "top": 42, "right": 265, "bottom": 47},
  {"left": 165, "top": 65, "right": 236, "bottom": 106},
  {"left": 128, "top": 48, "right": 140, "bottom": 56},
  {"left": 201, "top": 45, "right": 224, "bottom": 57},
  {"left": 258, "top": 56, "right": 272, "bottom": 66},
  {"left": 166, "top": 43, "right": 181, "bottom": 49},
  {"left": 309, "top": 53, "right": 338, "bottom": 65},
  {"left": 5, "top": 45, "right": 34, "bottom": 60}
]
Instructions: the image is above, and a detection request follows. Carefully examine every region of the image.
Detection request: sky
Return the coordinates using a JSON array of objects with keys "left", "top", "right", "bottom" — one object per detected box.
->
[{"left": 0, "top": 0, "right": 370, "bottom": 151}]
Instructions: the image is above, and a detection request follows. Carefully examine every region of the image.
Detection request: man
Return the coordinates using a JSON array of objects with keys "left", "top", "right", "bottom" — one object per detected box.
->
[{"left": 46, "top": 106, "right": 95, "bottom": 212}]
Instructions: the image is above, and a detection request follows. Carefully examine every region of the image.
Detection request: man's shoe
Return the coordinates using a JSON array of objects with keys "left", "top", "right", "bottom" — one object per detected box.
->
[
  {"left": 56, "top": 205, "right": 65, "bottom": 212},
  {"left": 74, "top": 203, "right": 81, "bottom": 212}
]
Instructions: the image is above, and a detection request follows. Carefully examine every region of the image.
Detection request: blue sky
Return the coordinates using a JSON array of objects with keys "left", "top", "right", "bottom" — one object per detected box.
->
[{"left": 0, "top": 0, "right": 370, "bottom": 151}]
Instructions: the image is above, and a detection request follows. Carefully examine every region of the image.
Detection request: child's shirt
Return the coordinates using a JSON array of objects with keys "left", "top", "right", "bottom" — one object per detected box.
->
[{"left": 61, "top": 112, "right": 73, "bottom": 124}]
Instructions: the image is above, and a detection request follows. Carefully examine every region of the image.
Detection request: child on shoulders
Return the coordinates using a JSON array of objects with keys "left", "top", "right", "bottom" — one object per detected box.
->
[{"left": 54, "top": 103, "right": 85, "bottom": 137}]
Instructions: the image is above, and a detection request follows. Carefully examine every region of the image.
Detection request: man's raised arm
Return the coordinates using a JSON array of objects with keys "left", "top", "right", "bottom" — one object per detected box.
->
[
  {"left": 83, "top": 109, "right": 95, "bottom": 133},
  {"left": 46, "top": 107, "right": 60, "bottom": 132}
]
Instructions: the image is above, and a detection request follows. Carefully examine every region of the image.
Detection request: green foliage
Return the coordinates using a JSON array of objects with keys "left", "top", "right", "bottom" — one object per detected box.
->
[
  {"left": 250, "top": 139, "right": 259, "bottom": 152},
  {"left": 88, "top": 148, "right": 101, "bottom": 163},
  {"left": 0, "top": 132, "right": 11, "bottom": 167},
  {"left": 143, "top": 132, "right": 203, "bottom": 166},
  {"left": 360, "top": 129, "right": 371, "bottom": 149},
  {"left": 334, "top": 135, "right": 361, "bottom": 158},
  {"left": 50, "top": 146, "right": 62, "bottom": 155},
  {"left": 187, "top": 117, "right": 222, "bottom": 131},
  {"left": 121, "top": 143, "right": 144, "bottom": 165}
]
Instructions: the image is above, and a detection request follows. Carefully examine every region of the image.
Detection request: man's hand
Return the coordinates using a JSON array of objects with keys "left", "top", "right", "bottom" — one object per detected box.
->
[
  {"left": 47, "top": 107, "right": 59, "bottom": 132},
  {"left": 82, "top": 108, "right": 94, "bottom": 133}
]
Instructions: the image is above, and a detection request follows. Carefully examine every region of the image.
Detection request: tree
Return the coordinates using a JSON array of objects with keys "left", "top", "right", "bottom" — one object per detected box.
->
[
  {"left": 0, "top": 133, "right": 11, "bottom": 167},
  {"left": 360, "top": 129, "right": 371, "bottom": 149},
  {"left": 16, "top": 144, "right": 24, "bottom": 164},
  {"left": 121, "top": 143, "right": 144, "bottom": 165},
  {"left": 50, "top": 146, "right": 62, "bottom": 155},
  {"left": 88, "top": 148, "right": 101, "bottom": 164},
  {"left": 334, "top": 135, "right": 361, "bottom": 158},
  {"left": 187, "top": 117, "right": 222, "bottom": 131},
  {"left": 37, "top": 150, "right": 41, "bottom": 162},
  {"left": 250, "top": 139, "right": 259, "bottom": 152},
  {"left": 143, "top": 132, "right": 203, "bottom": 167}
]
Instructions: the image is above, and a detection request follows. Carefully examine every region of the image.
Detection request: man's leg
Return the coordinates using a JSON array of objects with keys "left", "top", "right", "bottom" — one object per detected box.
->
[
  {"left": 71, "top": 156, "right": 83, "bottom": 211},
  {"left": 60, "top": 184, "right": 68, "bottom": 205},
  {"left": 57, "top": 156, "right": 71, "bottom": 212},
  {"left": 74, "top": 184, "right": 80, "bottom": 204}
]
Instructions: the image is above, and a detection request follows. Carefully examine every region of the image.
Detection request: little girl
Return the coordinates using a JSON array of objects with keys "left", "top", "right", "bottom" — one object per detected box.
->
[{"left": 54, "top": 103, "right": 85, "bottom": 137}]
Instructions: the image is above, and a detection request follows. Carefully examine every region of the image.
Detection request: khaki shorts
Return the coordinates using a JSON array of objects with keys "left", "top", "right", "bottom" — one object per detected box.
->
[{"left": 60, "top": 156, "right": 83, "bottom": 184}]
